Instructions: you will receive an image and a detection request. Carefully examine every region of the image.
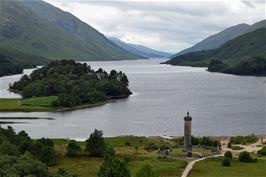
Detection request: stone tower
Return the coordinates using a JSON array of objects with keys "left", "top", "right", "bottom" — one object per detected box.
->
[{"left": 184, "top": 112, "right": 192, "bottom": 151}]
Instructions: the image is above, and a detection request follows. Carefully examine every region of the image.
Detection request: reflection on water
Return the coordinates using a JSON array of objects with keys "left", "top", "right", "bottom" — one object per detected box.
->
[{"left": 0, "top": 59, "right": 265, "bottom": 139}]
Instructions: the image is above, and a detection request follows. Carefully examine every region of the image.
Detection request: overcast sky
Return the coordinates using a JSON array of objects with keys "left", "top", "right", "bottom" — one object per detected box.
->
[{"left": 44, "top": 0, "right": 265, "bottom": 53}]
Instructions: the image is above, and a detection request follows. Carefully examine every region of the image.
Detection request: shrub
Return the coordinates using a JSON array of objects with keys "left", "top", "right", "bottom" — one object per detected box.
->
[
  {"left": 0, "top": 153, "right": 49, "bottom": 177},
  {"left": 227, "top": 142, "right": 232, "bottom": 148},
  {"left": 98, "top": 151, "right": 131, "bottom": 177},
  {"left": 239, "top": 151, "right": 254, "bottom": 163},
  {"left": 136, "top": 164, "right": 158, "bottom": 177},
  {"left": 257, "top": 146, "right": 266, "bottom": 156},
  {"left": 231, "top": 146, "right": 244, "bottom": 150},
  {"left": 144, "top": 143, "right": 159, "bottom": 151},
  {"left": 54, "top": 168, "right": 77, "bottom": 177},
  {"left": 66, "top": 140, "right": 81, "bottom": 156},
  {"left": 0, "top": 141, "right": 20, "bottom": 156},
  {"left": 222, "top": 158, "right": 231, "bottom": 167},
  {"left": 224, "top": 151, "right": 233, "bottom": 159},
  {"left": 85, "top": 129, "right": 106, "bottom": 157},
  {"left": 39, "top": 146, "right": 57, "bottom": 166}
]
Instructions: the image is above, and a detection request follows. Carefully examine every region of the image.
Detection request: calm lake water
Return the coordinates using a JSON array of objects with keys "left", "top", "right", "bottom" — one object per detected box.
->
[{"left": 0, "top": 59, "right": 265, "bottom": 139}]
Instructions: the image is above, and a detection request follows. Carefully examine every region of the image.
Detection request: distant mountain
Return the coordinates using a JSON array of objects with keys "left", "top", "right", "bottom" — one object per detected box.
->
[
  {"left": 109, "top": 37, "right": 172, "bottom": 58},
  {"left": 165, "top": 28, "right": 266, "bottom": 75},
  {"left": 0, "top": 0, "right": 139, "bottom": 61},
  {"left": 172, "top": 20, "right": 266, "bottom": 57}
]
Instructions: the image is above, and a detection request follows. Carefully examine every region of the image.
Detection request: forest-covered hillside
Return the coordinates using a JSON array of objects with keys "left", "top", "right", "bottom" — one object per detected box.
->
[{"left": 165, "top": 28, "right": 266, "bottom": 75}]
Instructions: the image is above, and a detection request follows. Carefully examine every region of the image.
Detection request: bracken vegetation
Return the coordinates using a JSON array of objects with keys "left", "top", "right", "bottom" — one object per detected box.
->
[{"left": 229, "top": 135, "right": 258, "bottom": 145}]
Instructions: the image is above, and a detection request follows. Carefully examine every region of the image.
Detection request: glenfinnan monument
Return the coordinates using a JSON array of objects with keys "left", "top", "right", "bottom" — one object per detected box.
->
[{"left": 184, "top": 112, "right": 192, "bottom": 152}]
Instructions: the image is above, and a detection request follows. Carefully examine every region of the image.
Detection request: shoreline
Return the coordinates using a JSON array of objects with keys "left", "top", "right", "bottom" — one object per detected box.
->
[
  {"left": 33, "top": 135, "right": 266, "bottom": 142},
  {"left": 0, "top": 98, "right": 111, "bottom": 112},
  {"left": 162, "top": 63, "right": 266, "bottom": 77}
]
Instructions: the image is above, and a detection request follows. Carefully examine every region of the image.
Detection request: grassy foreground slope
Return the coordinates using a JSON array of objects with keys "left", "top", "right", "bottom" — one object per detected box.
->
[
  {"left": 51, "top": 137, "right": 188, "bottom": 177},
  {"left": 188, "top": 157, "right": 266, "bottom": 177}
]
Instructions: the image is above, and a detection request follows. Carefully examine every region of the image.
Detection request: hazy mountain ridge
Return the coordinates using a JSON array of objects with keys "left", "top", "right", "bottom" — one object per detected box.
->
[
  {"left": 0, "top": 0, "right": 139, "bottom": 62},
  {"left": 172, "top": 20, "right": 266, "bottom": 57},
  {"left": 109, "top": 37, "right": 172, "bottom": 58}
]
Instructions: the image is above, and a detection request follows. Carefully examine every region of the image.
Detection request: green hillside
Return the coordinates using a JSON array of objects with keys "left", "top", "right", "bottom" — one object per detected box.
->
[
  {"left": 22, "top": 0, "right": 139, "bottom": 61},
  {"left": 165, "top": 28, "right": 266, "bottom": 75},
  {"left": 171, "top": 20, "right": 265, "bottom": 57},
  {"left": 0, "top": 47, "right": 49, "bottom": 77},
  {"left": 0, "top": 0, "right": 138, "bottom": 61}
]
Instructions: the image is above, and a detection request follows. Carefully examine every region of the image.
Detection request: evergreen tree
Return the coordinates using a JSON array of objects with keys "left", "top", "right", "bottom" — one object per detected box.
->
[
  {"left": 85, "top": 129, "right": 106, "bottom": 157},
  {"left": 66, "top": 140, "right": 81, "bottom": 156},
  {"left": 98, "top": 149, "right": 131, "bottom": 177}
]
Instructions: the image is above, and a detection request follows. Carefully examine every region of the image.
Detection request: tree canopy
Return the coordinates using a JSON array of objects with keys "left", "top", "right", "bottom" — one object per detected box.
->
[
  {"left": 0, "top": 126, "right": 67, "bottom": 176},
  {"left": 10, "top": 60, "right": 131, "bottom": 107},
  {"left": 85, "top": 129, "right": 106, "bottom": 157}
]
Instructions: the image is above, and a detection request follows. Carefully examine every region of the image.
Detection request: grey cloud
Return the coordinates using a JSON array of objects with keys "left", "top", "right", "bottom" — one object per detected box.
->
[
  {"left": 242, "top": 0, "right": 256, "bottom": 8},
  {"left": 45, "top": 0, "right": 265, "bottom": 53}
]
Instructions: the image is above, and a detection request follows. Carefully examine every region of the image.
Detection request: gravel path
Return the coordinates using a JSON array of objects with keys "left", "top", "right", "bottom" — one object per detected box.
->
[
  {"left": 180, "top": 137, "right": 265, "bottom": 177},
  {"left": 180, "top": 154, "right": 223, "bottom": 177}
]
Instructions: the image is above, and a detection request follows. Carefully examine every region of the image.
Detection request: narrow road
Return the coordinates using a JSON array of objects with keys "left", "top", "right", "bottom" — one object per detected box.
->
[
  {"left": 180, "top": 154, "right": 223, "bottom": 177},
  {"left": 180, "top": 138, "right": 264, "bottom": 177}
]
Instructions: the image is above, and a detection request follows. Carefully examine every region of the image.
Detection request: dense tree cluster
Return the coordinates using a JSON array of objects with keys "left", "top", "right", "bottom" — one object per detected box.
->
[
  {"left": 208, "top": 56, "right": 266, "bottom": 76},
  {"left": 10, "top": 60, "right": 131, "bottom": 107},
  {"left": 207, "top": 59, "right": 228, "bottom": 72},
  {"left": 229, "top": 134, "right": 257, "bottom": 145},
  {"left": 0, "top": 57, "right": 23, "bottom": 77},
  {"left": 0, "top": 126, "right": 57, "bottom": 166},
  {"left": 175, "top": 136, "right": 220, "bottom": 148},
  {"left": 0, "top": 126, "right": 73, "bottom": 177},
  {"left": 227, "top": 56, "right": 266, "bottom": 75},
  {"left": 191, "top": 136, "right": 220, "bottom": 147},
  {"left": 0, "top": 153, "right": 49, "bottom": 177}
]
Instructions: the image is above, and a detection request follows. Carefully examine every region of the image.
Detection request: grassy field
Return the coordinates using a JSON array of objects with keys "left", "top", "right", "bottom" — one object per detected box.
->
[
  {"left": 22, "top": 96, "right": 58, "bottom": 107},
  {"left": 188, "top": 157, "right": 266, "bottom": 177},
  {"left": 0, "top": 98, "right": 54, "bottom": 111},
  {"left": 51, "top": 136, "right": 188, "bottom": 177},
  {"left": 0, "top": 97, "right": 108, "bottom": 112},
  {"left": 171, "top": 147, "right": 213, "bottom": 155}
]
